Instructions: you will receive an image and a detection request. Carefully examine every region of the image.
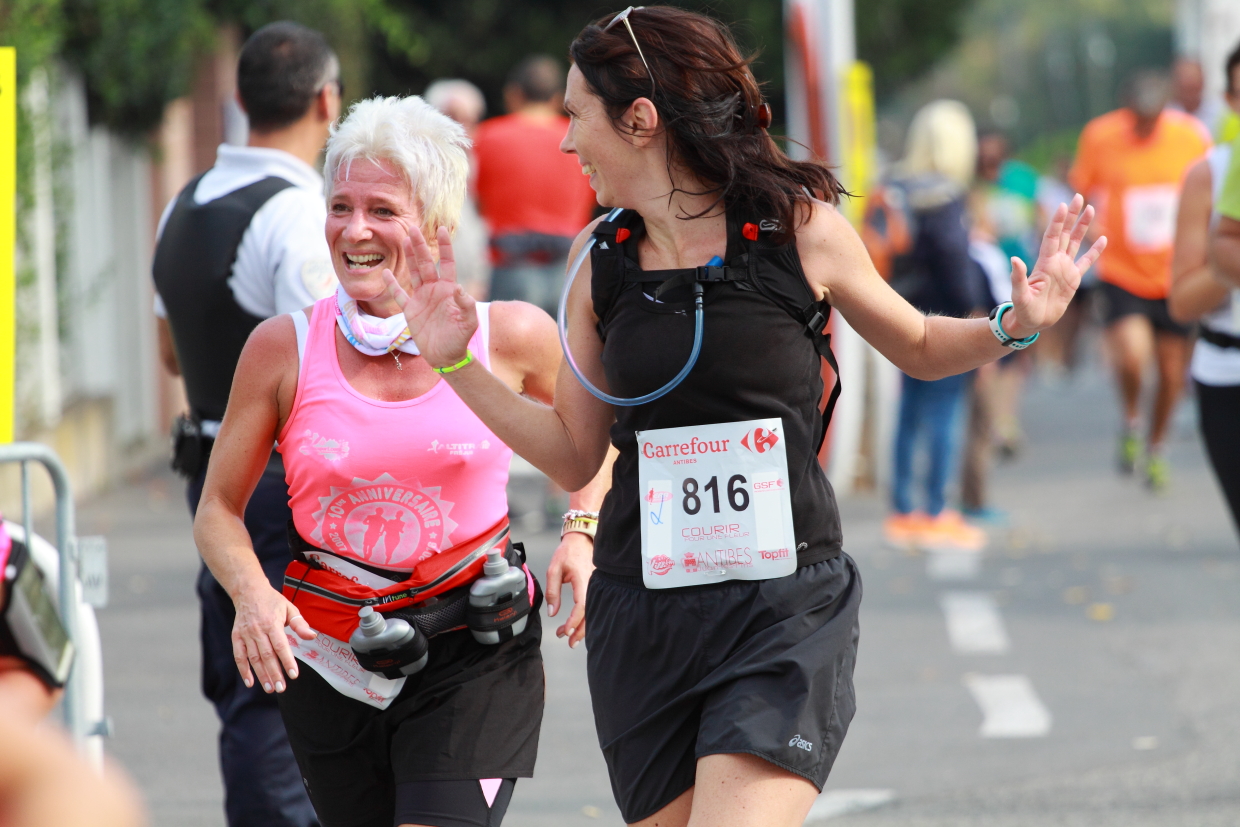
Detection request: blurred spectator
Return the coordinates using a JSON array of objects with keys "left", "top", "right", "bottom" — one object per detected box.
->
[
  {"left": 975, "top": 132, "right": 1038, "bottom": 264},
  {"left": 473, "top": 55, "right": 597, "bottom": 315},
  {"left": 1189, "top": 41, "right": 1240, "bottom": 539},
  {"left": 152, "top": 21, "right": 334, "bottom": 827},
  {"left": 969, "top": 133, "right": 1036, "bottom": 462},
  {"left": 426, "top": 78, "right": 492, "bottom": 299},
  {"left": 0, "top": 519, "right": 145, "bottom": 826},
  {"left": 425, "top": 78, "right": 485, "bottom": 133},
  {"left": 0, "top": 518, "right": 66, "bottom": 722},
  {"left": 1170, "top": 57, "right": 1225, "bottom": 139},
  {"left": 1035, "top": 154, "right": 1094, "bottom": 374},
  {"left": 1070, "top": 70, "right": 1211, "bottom": 490},
  {"left": 0, "top": 714, "right": 146, "bottom": 827},
  {"left": 881, "top": 100, "right": 989, "bottom": 552},
  {"left": 958, "top": 234, "right": 1008, "bottom": 522}
]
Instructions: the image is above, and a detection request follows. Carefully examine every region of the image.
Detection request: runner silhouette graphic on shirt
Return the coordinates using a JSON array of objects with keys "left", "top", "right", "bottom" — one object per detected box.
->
[
  {"left": 382, "top": 514, "right": 408, "bottom": 562},
  {"left": 362, "top": 509, "right": 388, "bottom": 557}
]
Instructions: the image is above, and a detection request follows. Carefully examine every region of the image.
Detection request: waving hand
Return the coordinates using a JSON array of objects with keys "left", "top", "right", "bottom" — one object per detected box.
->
[
  {"left": 383, "top": 224, "right": 479, "bottom": 368},
  {"left": 1006, "top": 194, "right": 1107, "bottom": 336}
]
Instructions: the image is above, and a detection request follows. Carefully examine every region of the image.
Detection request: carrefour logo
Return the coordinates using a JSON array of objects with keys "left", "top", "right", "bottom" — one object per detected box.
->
[{"left": 741, "top": 427, "right": 779, "bottom": 454}]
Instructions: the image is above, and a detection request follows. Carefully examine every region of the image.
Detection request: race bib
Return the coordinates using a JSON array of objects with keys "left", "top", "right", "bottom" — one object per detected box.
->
[
  {"left": 286, "top": 628, "right": 404, "bottom": 710},
  {"left": 637, "top": 419, "right": 797, "bottom": 589},
  {"left": 1123, "top": 184, "right": 1178, "bottom": 252}
]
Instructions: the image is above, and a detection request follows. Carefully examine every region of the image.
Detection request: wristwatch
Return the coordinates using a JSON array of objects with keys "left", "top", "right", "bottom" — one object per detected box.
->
[{"left": 988, "top": 302, "right": 1040, "bottom": 350}]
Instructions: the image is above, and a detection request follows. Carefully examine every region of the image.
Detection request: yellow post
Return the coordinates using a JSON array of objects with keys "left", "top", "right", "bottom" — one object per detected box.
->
[
  {"left": 0, "top": 49, "right": 15, "bottom": 443},
  {"left": 840, "top": 61, "right": 876, "bottom": 229}
]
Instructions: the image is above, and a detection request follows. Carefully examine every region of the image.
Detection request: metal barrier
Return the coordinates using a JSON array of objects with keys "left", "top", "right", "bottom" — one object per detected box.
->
[{"left": 0, "top": 441, "right": 108, "bottom": 752}]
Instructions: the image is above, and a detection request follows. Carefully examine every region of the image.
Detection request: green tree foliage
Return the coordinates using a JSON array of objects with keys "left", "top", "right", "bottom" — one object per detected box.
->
[
  {"left": 857, "top": 0, "right": 977, "bottom": 101},
  {"left": 43, "top": 0, "right": 366, "bottom": 136},
  {"left": 59, "top": 0, "right": 214, "bottom": 135},
  {"left": 5, "top": 0, "right": 978, "bottom": 137},
  {"left": 0, "top": 0, "right": 65, "bottom": 82},
  {"left": 364, "top": 1, "right": 787, "bottom": 120}
]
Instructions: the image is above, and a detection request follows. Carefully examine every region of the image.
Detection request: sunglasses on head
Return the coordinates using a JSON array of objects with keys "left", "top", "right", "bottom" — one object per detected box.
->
[{"left": 605, "top": 6, "right": 656, "bottom": 95}]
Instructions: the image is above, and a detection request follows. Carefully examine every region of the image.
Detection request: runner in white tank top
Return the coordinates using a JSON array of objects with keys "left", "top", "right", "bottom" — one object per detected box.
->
[
  {"left": 1170, "top": 127, "right": 1240, "bottom": 538},
  {"left": 192, "top": 96, "right": 614, "bottom": 827}
]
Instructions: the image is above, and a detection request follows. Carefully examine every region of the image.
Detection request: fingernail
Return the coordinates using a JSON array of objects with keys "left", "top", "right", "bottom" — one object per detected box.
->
[
  {"left": 275, "top": 681, "right": 285, "bottom": 693},
  {"left": 243, "top": 677, "right": 253, "bottom": 688},
  {"left": 263, "top": 682, "right": 273, "bottom": 692},
  {"left": 289, "top": 668, "right": 298, "bottom": 679}
]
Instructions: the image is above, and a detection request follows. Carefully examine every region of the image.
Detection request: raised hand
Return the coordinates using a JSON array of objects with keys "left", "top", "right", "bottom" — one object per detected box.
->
[
  {"left": 383, "top": 224, "right": 479, "bottom": 369},
  {"left": 1006, "top": 193, "right": 1106, "bottom": 338}
]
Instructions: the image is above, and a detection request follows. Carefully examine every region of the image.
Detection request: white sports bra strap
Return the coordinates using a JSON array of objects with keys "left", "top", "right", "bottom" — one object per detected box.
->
[
  {"left": 292, "top": 309, "right": 310, "bottom": 368},
  {"left": 476, "top": 302, "right": 492, "bottom": 369},
  {"left": 1209, "top": 143, "right": 1233, "bottom": 218}
]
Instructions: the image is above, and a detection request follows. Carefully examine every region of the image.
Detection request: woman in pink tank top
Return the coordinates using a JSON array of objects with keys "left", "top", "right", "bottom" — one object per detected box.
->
[{"left": 193, "top": 96, "right": 610, "bottom": 827}]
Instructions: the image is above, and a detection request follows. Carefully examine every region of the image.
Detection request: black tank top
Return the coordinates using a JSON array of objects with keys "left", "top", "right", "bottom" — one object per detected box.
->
[{"left": 590, "top": 209, "right": 844, "bottom": 580}]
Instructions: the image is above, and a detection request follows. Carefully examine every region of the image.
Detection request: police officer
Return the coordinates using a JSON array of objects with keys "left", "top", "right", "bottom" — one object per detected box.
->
[{"left": 152, "top": 21, "right": 340, "bottom": 827}]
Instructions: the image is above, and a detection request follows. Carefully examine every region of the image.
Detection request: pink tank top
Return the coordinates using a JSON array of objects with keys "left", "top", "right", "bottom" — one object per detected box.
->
[{"left": 278, "top": 297, "right": 512, "bottom": 570}]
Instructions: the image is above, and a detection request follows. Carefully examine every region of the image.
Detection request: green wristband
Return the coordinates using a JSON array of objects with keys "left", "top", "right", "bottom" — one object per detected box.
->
[{"left": 432, "top": 350, "right": 474, "bottom": 374}]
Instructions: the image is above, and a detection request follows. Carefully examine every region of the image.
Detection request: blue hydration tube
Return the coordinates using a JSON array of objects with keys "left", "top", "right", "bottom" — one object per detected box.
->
[{"left": 557, "top": 209, "right": 716, "bottom": 406}]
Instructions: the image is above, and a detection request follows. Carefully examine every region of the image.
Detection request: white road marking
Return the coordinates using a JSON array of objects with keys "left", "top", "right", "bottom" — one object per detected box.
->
[
  {"left": 963, "top": 673, "right": 1052, "bottom": 737},
  {"left": 940, "top": 591, "right": 1010, "bottom": 654},
  {"left": 927, "top": 548, "right": 983, "bottom": 581},
  {"left": 804, "top": 789, "right": 897, "bottom": 823}
]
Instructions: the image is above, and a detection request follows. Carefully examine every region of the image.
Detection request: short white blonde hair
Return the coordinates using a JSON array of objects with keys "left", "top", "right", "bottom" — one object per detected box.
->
[
  {"left": 900, "top": 99, "right": 978, "bottom": 190},
  {"left": 325, "top": 95, "right": 470, "bottom": 233}
]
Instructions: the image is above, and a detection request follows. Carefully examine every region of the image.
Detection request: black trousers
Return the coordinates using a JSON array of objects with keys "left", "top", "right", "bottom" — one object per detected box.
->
[
  {"left": 188, "top": 463, "right": 319, "bottom": 827},
  {"left": 1196, "top": 381, "right": 1240, "bottom": 541}
]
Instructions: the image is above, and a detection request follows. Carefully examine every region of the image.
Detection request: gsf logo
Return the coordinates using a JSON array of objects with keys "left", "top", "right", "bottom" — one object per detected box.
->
[{"left": 788, "top": 734, "right": 813, "bottom": 752}]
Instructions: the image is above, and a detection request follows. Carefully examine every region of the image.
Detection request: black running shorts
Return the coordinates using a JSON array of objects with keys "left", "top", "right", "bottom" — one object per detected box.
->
[
  {"left": 585, "top": 555, "right": 862, "bottom": 824},
  {"left": 1098, "top": 280, "right": 1190, "bottom": 336},
  {"left": 277, "top": 617, "right": 543, "bottom": 827}
]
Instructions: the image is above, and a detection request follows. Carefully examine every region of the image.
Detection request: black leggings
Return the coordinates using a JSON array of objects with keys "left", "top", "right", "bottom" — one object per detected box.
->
[{"left": 1196, "top": 381, "right": 1240, "bottom": 539}]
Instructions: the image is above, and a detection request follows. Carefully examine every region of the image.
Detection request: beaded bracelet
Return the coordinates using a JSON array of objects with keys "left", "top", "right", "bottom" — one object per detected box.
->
[{"left": 561, "top": 510, "right": 600, "bottom": 540}]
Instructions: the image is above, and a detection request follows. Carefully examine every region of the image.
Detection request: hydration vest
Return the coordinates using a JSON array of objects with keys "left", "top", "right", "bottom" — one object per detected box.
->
[
  {"left": 589, "top": 209, "right": 843, "bottom": 449},
  {"left": 152, "top": 174, "right": 295, "bottom": 423}
]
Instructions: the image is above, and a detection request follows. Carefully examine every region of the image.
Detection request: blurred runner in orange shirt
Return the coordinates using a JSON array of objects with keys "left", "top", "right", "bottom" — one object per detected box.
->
[
  {"left": 474, "top": 55, "right": 598, "bottom": 315},
  {"left": 1070, "top": 70, "right": 1210, "bottom": 489}
]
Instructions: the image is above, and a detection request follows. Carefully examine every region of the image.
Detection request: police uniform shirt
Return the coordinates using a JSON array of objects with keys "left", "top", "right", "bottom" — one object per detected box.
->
[{"left": 154, "top": 144, "right": 337, "bottom": 320}]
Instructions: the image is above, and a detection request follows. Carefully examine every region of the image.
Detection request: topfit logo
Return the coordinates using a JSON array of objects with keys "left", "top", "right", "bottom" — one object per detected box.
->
[{"left": 788, "top": 734, "right": 813, "bottom": 752}]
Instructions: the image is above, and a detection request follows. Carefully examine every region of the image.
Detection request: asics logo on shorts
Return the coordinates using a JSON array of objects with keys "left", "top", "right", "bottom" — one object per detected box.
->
[{"left": 788, "top": 734, "right": 813, "bottom": 752}]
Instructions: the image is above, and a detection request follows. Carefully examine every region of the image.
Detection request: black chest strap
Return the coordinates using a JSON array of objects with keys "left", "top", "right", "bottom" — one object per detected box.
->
[{"left": 590, "top": 209, "right": 842, "bottom": 445}]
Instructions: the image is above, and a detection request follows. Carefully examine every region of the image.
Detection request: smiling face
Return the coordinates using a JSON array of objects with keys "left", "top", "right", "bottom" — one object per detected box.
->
[
  {"left": 560, "top": 64, "right": 657, "bottom": 209},
  {"left": 326, "top": 157, "right": 428, "bottom": 315}
]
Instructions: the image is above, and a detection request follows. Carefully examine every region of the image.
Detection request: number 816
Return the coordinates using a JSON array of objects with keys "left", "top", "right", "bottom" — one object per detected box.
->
[{"left": 682, "top": 475, "right": 749, "bottom": 515}]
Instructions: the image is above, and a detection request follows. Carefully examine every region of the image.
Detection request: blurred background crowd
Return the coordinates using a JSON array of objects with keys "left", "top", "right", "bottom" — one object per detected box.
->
[
  {"left": 0, "top": 0, "right": 1235, "bottom": 528},
  {"left": 3, "top": 0, "right": 1240, "bottom": 825}
]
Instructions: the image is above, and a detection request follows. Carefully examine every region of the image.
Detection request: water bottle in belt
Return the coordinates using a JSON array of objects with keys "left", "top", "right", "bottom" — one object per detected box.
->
[
  {"left": 466, "top": 547, "right": 531, "bottom": 644},
  {"left": 348, "top": 606, "right": 429, "bottom": 678}
]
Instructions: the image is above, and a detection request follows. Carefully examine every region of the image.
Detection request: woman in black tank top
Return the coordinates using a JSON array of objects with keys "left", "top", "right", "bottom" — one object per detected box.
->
[{"left": 384, "top": 9, "right": 1105, "bottom": 826}]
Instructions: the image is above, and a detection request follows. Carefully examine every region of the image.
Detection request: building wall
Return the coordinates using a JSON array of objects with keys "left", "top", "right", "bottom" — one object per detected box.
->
[{"left": 0, "top": 33, "right": 239, "bottom": 519}]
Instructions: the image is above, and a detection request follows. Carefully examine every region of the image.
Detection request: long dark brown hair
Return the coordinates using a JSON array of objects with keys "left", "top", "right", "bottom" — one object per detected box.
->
[{"left": 569, "top": 6, "right": 843, "bottom": 242}]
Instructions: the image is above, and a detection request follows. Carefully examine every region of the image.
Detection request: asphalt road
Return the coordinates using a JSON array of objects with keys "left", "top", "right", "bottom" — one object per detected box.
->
[{"left": 76, "top": 361, "right": 1240, "bottom": 826}]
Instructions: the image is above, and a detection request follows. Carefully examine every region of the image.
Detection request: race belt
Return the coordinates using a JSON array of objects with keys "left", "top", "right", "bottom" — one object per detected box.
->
[{"left": 282, "top": 518, "right": 518, "bottom": 641}]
